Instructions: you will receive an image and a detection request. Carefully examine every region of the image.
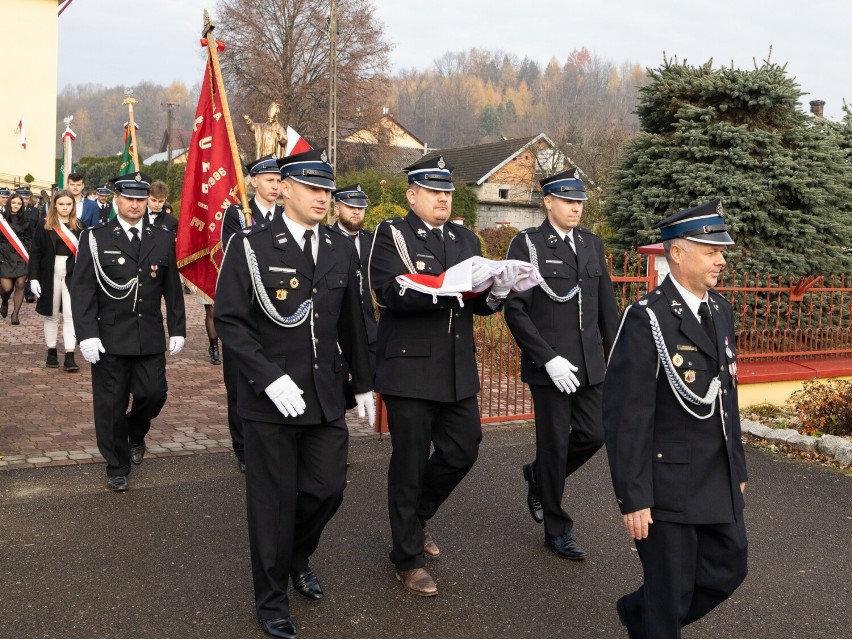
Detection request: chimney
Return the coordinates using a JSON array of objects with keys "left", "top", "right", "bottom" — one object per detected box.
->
[{"left": 809, "top": 100, "right": 826, "bottom": 118}]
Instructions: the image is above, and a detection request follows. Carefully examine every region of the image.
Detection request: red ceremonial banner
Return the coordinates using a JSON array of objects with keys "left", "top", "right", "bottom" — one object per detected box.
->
[{"left": 176, "top": 56, "right": 239, "bottom": 301}]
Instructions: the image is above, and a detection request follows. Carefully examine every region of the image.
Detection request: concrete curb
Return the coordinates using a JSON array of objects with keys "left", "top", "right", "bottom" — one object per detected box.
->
[{"left": 740, "top": 418, "right": 852, "bottom": 467}]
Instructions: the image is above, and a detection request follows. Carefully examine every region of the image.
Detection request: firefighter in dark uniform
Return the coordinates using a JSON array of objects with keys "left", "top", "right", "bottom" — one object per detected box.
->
[
  {"left": 95, "top": 187, "right": 113, "bottom": 224},
  {"left": 214, "top": 149, "right": 374, "bottom": 639},
  {"left": 70, "top": 172, "right": 186, "bottom": 492},
  {"left": 504, "top": 168, "right": 619, "bottom": 560},
  {"left": 219, "top": 154, "right": 283, "bottom": 472},
  {"left": 326, "top": 183, "right": 376, "bottom": 375},
  {"left": 604, "top": 200, "right": 748, "bottom": 639},
  {"left": 369, "top": 156, "right": 517, "bottom": 597}
]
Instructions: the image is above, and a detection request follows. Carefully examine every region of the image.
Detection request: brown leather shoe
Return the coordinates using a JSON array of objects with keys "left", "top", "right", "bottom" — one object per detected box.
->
[
  {"left": 423, "top": 529, "right": 440, "bottom": 558},
  {"left": 396, "top": 568, "right": 438, "bottom": 596}
]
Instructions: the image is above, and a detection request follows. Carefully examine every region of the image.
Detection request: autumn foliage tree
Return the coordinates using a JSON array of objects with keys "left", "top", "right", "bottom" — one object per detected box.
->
[{"left": 215, "top": 0, "right": 391, "bottom": 152}]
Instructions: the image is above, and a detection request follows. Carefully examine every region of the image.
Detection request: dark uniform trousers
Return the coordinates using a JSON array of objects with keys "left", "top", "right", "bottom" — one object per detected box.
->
[
  {"left": 604, "top": 276, "right": 748, "bottom": 638},
  {"left": 218, "top": 200, "right": 282, "bottom": 463},
  {"left": 369, "top": 212, "right": 499, "bottom": 572},
  {"left": 504, "top": 221, "right": 619, "bottom": 539},
  {"left": 70, "top": 218, "right": 185, "bottom": 478},
  {"left": 214, "top": 217, "right": 370, "bottom": 621}
]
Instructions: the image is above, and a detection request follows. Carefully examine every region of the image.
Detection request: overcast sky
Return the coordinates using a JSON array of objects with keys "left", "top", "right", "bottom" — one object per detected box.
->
[{"left": 58, "top": 0, "right": 850, "bottom": 119}]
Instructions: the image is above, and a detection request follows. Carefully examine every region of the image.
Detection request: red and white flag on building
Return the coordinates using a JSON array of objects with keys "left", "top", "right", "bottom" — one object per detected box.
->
[
  {"left": 175, "top": 42, "right": 240, "bottom": 302},
  {"left": 285, "top": 126, "right": 312, "bottom": 156},
  {"left": 17, "top": 116, "right": 26, "bottom": 149}
]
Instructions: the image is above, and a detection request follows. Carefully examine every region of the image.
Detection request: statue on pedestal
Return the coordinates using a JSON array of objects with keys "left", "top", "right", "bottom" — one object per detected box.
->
[{"left": 243, "top": 102, "right": 287, "bottom": 158}]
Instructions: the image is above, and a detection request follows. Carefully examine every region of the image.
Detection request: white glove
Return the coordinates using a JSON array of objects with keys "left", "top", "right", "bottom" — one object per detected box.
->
[
  {"left": 169, "top": 336, "right": 185, "bottom": 356},
  {"left": 355, "top": 391, "right": 376, "bottom": 427},
  {"left": 470, "top": 261, "right": 493, "bottom": 288},
  {"left": 545, "top": 356, "right": 580, "bottom": 394},
  {"left": 30, "top": 280, "right": 41, "bottom": 298},
  {"left": 265, "top": 375, "right": 306, "bottom": 418},
  {"left": 80, "top": 337, "right": 105, "bottom": 364},
  {"left": 491, "top": 263, "right": 521, "bottom": 298}
]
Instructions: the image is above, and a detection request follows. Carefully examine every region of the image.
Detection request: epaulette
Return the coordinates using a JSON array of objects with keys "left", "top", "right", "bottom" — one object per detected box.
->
[
  {"left": 520, "top": 227, "right": 539, "bottom": 235},
  {"left": 708, "top": 288, "right": 731, "bottom": 307},
  {"left": 89, "top": 221, "right": 108, "bottom": 231},
  {"left": 384, "top": 217, "right": 404, "bottom": 225},
  {"left": 576, "top": 226, "right": 602, "bottom": 240},
  {"left": 632, "top": 287, "right": 666, "bottom": 309},
  {"left": 243, "top": 222, "right": 269, "bottom": 236}
]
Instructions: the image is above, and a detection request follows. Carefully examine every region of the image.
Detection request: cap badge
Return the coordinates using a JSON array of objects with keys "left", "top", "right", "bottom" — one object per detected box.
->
[
  {"left": 135, "top": 173, "right": 142, "bottom": 181},
  {"left": 320, "top": 150, "right": 328, "bottom": 163},
  {"left": 416, "top": 260, "right": 426, "bottom": 271},
  {"left": 572, "top": 168, "right": 579, "bottom": 179},
  {"left": 416, "top": 228, "right": 427, "bottom": 238},
  {"left": 447, "top": 229, "right": 456, "bottom": 241},
  {"left": 437, "top": 156, "right": 446, "bottom": 169},
  {"left": 638, "top": 299, "right": 648, "bottom": 306}
]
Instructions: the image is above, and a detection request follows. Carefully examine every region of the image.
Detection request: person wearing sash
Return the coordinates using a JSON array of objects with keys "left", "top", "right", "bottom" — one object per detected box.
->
[
  {"left": 503, "top": 168, "right": 619, "bottom": 560},
  {"left": 368, "top": 156, "right": 519, "bottom": 597},
  {"left": 70, "top": 172, "right": 186, "bottom": 492},
  {"left": 0, "top": 193, "right": 32, "bottom": 325},
  {"left": 604, "top": 200, "right": 748, "bottom": 638},
  {"left": 214, "top": 149, "right": 374, "bottom": 639},
  {"left": 28, "top": 190, "right": 83, "bottom": 371},
  {"left": 326, "top": 184, "right": 377, "bottom": 377},
  {"left": 218, "top": 154, "right": 284, "bottom": 473}
]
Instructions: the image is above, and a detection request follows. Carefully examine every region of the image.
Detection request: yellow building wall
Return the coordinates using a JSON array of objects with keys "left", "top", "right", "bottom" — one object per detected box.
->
[{"left": 0, "top": 0, "right": 58, "bottom": 192}]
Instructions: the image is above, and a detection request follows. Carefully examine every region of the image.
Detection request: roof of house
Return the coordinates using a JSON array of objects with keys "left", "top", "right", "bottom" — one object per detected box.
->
[
  {"left": 143, "top": 148, "right": 188, "bottom": 165},
  {"left": 158, "top": 129, "right": 193, "bottom": 153},
  {"left": 336, "top": 141, "right": 426, "bottom": 176},
  {"left": 421, "top": 134, "right": 557, "bottom": 186}
]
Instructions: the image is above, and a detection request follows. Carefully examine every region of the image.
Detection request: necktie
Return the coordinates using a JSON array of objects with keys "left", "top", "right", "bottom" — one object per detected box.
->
[
  {"left": 564, "top": 234, "right": 577, "bottom": 267},
  {"left": 432, "top": 227, "right": 445, "bottom": 263},
  {"left": 565, "top": 234, "right": 576, "bottom": 253},
  {"left": 265, "top": 211, "right": 272, "bottom": 223},
  {"left": 129, "top": 227, "right": 141, "bottom": 259},
  {"left": 303, "top": 229, "right": 315, "bottom": 273},
  {"left": 698, "top": 302, "right": 717, "bottom": 348}
]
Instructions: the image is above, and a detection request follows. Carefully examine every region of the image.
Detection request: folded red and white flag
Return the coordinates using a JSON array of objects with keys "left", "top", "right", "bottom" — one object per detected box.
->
[{"left": 396, "top": 256, "right": 542, "bottom": 303}]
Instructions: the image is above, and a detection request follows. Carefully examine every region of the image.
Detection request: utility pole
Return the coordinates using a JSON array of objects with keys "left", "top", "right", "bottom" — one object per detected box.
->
[{"left": 161, "top": 102, "right": 179, "bottom": 174}]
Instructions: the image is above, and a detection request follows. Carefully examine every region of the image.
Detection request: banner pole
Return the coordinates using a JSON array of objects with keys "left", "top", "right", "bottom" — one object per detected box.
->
[{"left": 203, "top": 11, "right": 251, "bottom": 226}]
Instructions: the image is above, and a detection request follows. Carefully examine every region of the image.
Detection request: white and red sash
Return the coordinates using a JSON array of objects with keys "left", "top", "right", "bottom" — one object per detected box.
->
[
  {"left": 55, "top": 221, "right": 79, "bottom": 256},
  {"left": 0, "top": 215, "right": 29, "bottom": 263}
]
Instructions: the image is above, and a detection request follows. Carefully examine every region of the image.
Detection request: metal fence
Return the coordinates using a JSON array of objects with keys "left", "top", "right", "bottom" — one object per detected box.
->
[{"left": 375, "top": 255, "right": 852, "bottom": 430}]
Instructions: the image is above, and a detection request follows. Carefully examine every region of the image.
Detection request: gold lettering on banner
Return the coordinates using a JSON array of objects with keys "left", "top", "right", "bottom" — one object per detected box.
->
[
  {"left": 199, "top": 136, "right": 213, "bottom": 149},
  {"left": 198, "top": 202, "right": 209, "bottom": 210},
  {"left": 202, "top": 161, "right": 211, "bottom": 173},
  {"left": 190, "top": 217, "right": 205, "bottom": 231}
]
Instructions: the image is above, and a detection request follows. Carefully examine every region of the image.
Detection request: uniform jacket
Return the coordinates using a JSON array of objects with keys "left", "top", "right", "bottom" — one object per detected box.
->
[
  {"left": 369, "top": 211, "right": 499, "bottom": 402},
  {"left": 603, "top": 275, "right": 747, "bottom": 525},
  {"left": 28, "top": 221, "right": 83, "bottom": 317},
  {"left": 94, "top": 202, "right": 112, "bottom": 224},
  {"left": 148, "top": 210, "right": 179, "bottom": 233},
  {"left": 326, "top": 223, "right": 377, "bottom": 347},
  {"left": 214, "top": 216, "right": 372, "bottom": 425},
  {"left": 504, "top": 220, "right": 619, "bottom": 387},
  {"left": 70, "top": 218, "right": 186, "bottom": 355},
  {"left": 221, "top": 199, "right": 282, "bottom": 252},
  {"left": 79, "top": 198, "right": 102, "bottom": 228}
]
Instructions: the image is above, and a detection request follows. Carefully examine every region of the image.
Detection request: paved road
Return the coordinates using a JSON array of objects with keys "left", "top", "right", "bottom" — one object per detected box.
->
[{"left": 2, "top": 426, "right": 849, "bottom": 639}]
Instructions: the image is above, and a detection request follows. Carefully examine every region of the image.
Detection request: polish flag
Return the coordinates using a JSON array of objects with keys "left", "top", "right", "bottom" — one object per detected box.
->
[
  {"left": 18, "top": 117, "right": 25, "bottom": 149},
  {"left": 285, "top": 126, "right": 312, "bottom": 156}
]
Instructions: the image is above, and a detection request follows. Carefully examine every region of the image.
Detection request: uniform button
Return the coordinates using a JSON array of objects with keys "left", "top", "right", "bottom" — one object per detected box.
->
[
  {"left": 401, "top": 349, "right": 406, "bottom": 354},
  {"left": 656, "top": 453, "right": 662, "bottom": 458},
  {"left": 578, "top": 278, "right": 583, "bottom": 282},
  {"left": 455, "top": 334, "right": 460, "bottom": 339},
  {"left": 312, "top": 288, "right": 318, "bottom": 293},
  {"left": 314, "top": 313, "right": 319, "bottom": 318},
  {"left": 314, "top": 364, "right": 319, "bottom": 369}
]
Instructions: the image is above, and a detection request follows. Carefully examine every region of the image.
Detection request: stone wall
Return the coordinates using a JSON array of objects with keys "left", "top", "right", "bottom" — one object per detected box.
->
[{"left": 475, "top": 200, "right": 544, "bottom": 231}]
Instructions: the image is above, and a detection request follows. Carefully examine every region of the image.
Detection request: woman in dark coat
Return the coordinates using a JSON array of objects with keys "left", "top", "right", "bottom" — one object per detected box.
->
[
  {"left": 28, "top": 190, "right": 82, "bottom": 371},
  {"left": 0, "top": 194, "right": 32, "bottom": 325}
]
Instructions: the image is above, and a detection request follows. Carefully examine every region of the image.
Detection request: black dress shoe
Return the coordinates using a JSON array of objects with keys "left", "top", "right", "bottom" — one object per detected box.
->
[
  {"left": 523, "top": 462, "right": 544, "bottom": 523},
  {"left": 107, "top": 476, "right": 128, "bottom": 492},
  {"left": 291, "top": 569, "right": 323, "bottom": 600},
  {"left": 261, "top": 617, "right": 297, "bottom": 639},
  {"left": 130, "top": 442, "right": 146, "bottom": 465},
  {"left": 209, "top": 343, "right": 221, "bottom": 365},
  {"left": 545, "top": 532, "right": 587, "bottom": 560},
  {"left": 617, "top": 596, "right": 643, "bottom": 639}
]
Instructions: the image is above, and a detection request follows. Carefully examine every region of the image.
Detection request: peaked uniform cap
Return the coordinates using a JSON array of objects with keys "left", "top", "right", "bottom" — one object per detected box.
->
[
  {"left": 96, "top": 187, "right": 112, "bottom": 196},
  {"left": 245, "top": 154, "right": 279, "bottom": 176},
  {"left": 402, "top": 155, "right": 455, "bottom": 192},
  {"left": 332, "top": 183, "right": 368, "bottom": 208},
  {"left": 652, "top": 199, "right": 734, "bottom": 245},
  {"left": 109, "top": 172, "right": 152, "bottom": 199},
  {"left": 540, "top": 168, "right": 586, "bottom": 201},
  {"left": 277, "top": 148, "right": 335, "bottom": 190}
]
